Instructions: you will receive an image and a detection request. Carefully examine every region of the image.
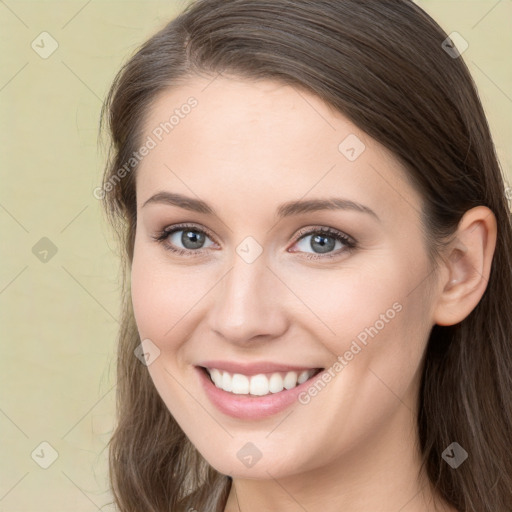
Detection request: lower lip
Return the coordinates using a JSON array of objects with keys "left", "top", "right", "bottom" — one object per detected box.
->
[{"left": 195, "top": 366, "right": 323, "bottom": 420}]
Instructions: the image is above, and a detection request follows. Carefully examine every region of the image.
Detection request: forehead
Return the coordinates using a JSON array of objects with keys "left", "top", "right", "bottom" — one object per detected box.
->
[{"left": 135, "top": 75, "right": 422, "bottom": 225}]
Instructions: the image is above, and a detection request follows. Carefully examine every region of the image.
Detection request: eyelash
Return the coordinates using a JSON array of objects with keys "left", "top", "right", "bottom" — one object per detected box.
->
[{"left": 151, "top": 223, "right": 357, "bottom": 259}]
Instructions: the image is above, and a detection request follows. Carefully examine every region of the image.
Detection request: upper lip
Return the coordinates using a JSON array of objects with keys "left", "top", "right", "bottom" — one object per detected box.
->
[{"left": 197, "top": 360, "right": 323, "bottom": 376}]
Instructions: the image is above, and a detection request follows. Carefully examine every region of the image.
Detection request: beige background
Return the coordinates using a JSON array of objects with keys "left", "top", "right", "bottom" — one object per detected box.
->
[{"left": 0, "top": 1, "right": 510, "bottom": 510}]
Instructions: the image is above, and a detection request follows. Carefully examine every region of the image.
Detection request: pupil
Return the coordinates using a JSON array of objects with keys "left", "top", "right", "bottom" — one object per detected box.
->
[
  {"left": 183, "top": 230, "right": 205, "bottom": 249},
  {"left": 312, "top": 234, "right": 335, "bottom": 254}
]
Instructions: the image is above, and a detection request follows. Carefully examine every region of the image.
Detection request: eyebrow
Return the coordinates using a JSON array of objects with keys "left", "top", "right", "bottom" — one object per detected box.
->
[{"left": 142, "top": 191, "right": 380, "bottom": 221}]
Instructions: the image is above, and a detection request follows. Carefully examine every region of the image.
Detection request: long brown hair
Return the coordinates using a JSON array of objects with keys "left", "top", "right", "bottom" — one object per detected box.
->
[{"left": 98, "top": 1, "right": 512, "bottom": 510}]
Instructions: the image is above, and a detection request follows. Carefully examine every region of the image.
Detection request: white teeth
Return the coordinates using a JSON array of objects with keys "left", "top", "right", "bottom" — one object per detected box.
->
[
  {"left": 269, "top": 373, "right": 284, "bottom": 393},
  {"left": 221, "top": 371, "right": 232, "bottom": 392},
  {"left": 249, "top": 374, "right": 269, "bottom": 396},
  {"left": 206, "top": 367, "right": 318, "bottom": 396},
  {"left": 210, "top": 368, "right": 222, "bottom": 387},
  {"left": 297, "top": 370, "right": 310, "bottom": 384},
  {"left": 231, "top": 373, "right": 249, "bottom": 394},
  {"left": 283, "top": 371, "right": 298, "bottom": 390}
]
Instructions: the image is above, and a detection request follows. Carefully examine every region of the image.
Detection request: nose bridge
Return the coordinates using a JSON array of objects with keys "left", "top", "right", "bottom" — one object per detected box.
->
[{"left": 208, "top": 248, "right": 287, "bottom": 343}]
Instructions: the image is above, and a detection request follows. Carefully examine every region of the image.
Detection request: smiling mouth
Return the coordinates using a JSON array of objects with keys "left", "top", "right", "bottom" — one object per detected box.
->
[{"left": 199, "top": 366, "right": 324, "bottom": 396}]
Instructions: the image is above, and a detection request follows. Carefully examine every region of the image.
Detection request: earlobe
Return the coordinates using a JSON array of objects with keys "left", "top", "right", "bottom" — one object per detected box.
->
[{"left": 432, "top": 206, "right": 497, "bottom": 326}]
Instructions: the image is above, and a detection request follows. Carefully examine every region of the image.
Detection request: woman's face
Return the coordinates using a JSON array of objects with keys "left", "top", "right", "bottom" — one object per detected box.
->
[{"left": 131, "top": 75, "right": 442, "bottom": 479}]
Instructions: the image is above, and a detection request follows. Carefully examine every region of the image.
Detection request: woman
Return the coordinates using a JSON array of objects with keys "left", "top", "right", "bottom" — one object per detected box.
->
[{"left": 98, "top": 1, "right": 512, "bottom": 511}]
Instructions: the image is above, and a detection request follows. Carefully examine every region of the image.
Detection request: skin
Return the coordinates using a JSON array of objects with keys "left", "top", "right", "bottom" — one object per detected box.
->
[{"left": 130, "top": 75, "right": 496, "bottom": 512}]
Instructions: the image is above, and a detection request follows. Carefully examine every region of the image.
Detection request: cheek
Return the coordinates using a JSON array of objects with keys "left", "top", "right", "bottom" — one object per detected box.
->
[
  {"left": 130, "top": 258, "right": 167, "bottom": 340},
  {"left": 281, "top": 258, "right": 432, "bottom": 377},
  {"left": 130, "top": 249, "right": 203, "bottom": 416},
  {"left": 278, "top": 263, "right": 405, "bottom": 343},
  {"left": 130, "top": 246, "right": 204, "bottom": 342}
]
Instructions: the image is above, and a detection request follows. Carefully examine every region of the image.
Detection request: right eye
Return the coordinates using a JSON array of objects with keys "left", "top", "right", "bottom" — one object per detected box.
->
[{"left": 153, "top": 224, "right": 217, "bottom": 256}]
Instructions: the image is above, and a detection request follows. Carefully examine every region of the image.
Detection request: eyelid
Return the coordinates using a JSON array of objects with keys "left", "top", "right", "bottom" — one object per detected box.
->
[
  {"left": 294, "top": 225, "right": 355, "bottom": 244},
  {"left": 162, "top": 222, "right": 218, "bottom": 244}
]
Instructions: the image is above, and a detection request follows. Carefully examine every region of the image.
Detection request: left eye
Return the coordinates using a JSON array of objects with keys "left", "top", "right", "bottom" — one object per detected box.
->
[{"left": 291, "top": 229, "right": 355, "bottom": 256}]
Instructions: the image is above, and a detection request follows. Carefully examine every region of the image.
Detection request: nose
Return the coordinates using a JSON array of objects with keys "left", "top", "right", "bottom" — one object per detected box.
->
[{"left": 207, "top": 251, "right": 289, "bottom": 345}]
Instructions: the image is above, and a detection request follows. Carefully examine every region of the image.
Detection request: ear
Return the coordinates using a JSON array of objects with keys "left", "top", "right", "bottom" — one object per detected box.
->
[{"left": 432, "top": 206, "right": 497, "bottom": 326}]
